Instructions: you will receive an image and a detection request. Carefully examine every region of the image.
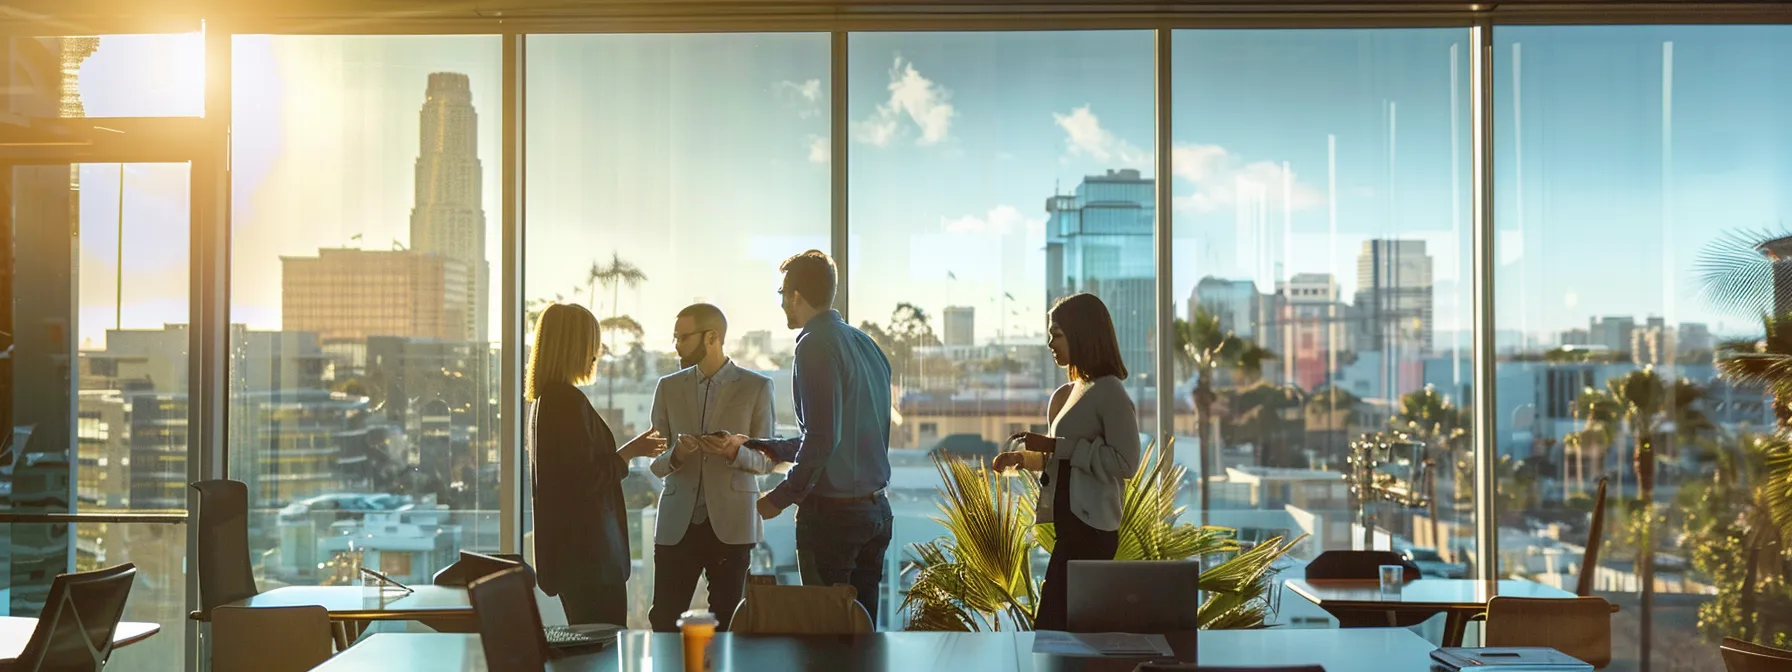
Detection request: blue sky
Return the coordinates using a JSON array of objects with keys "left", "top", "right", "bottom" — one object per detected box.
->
[{"left": 71, "top": 26, "right": 1792, "bottom": 350}]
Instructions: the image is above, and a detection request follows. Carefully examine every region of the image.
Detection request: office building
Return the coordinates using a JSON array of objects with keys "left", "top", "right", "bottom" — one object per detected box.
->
[
  {"left": 1678, "top": 322, "right": 1713, "bottom": 355},
  {"left": 1354, "top": 239, "right": 1434, "bottom": 355},
  {"left": 1276, "top": 273, "right": 1348, "bottom": 392},
  {"left": 281, "top": 248, "right": 471, "bottom": 346},
  {"left": 1192, "top": 276, "right": 1261, "bottom": 340},
  {"left": 943, "top": 306, "right": 975, "bottom": 347},
  {"left": 1588, "top": 316, "right": 1637, "bottom": 354},
  {"left": 409, "top": 72, "right": 489, "bottom": 344},
  {"left": 1045, "top": 169, "right": 1155, "bottom": 385}
]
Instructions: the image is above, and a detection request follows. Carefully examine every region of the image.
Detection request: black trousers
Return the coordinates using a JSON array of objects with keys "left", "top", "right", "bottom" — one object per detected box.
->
[
  {"left": 1033, "top": 510, "right": 1120, "bottom": 632},
  {"left": 649, "top": 520, "right": 755, "bottom": 632},
  {"left": 558, "top": 580, "right": 628, "bottom": 627}
]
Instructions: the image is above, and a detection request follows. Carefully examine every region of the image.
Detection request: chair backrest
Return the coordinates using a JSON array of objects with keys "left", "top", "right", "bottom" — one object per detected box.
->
[
  {"left": 191, "top": 479, "right": 259, "bottom": 615},
  {"left": 728, "top": 584, "right": 873, "bottom": 635},
  {"left": 1722, "top": 638, "right": 1792, "bottom": 672},
  {"left": 1576, "top": 477, "right": 1609, "bottom": 597},
  {"left": 13, "top": 563, "right": 138, "bottom": 672},
  {"left": 1485, "top": 596, "right": 1612, "bottom": 669},
  {"left": 433, "top": 551, "right": 527, "bottom": 587},
  {"left": 1066, "top": 560, "right": 1201, "bottom": 634},
  {"left": 1304, "top": 550, "right": 1421, "bottom": 580},
  {"left": 468, "top": 567, "right": 548, "bottom": 672},
  {"left": 210, "top": 605, "right": 333, "bottom": 672}
]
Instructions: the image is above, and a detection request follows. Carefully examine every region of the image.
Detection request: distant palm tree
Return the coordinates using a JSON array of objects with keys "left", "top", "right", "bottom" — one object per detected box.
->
[
  {"left": 1226, "top": 382, "right": 1304, "bottom": 468},
  {"left": 1714, "top": 313, "right": 1792, "bottom": 431},
  {"left": 1305, "top": 385, "right": 1363, "bottom": 463},
  {"left": 1569, "top": 388, "right": 1623, "bottom": 495},
  {"left": 1392, "top": 386, "right": 1468, "bottom": 553},
  {"left": 588, "top": 254, "right": 647, "bottom": 411},
  {"left": 1173, "top": 309, "right": 1246, "bottom": 526}
]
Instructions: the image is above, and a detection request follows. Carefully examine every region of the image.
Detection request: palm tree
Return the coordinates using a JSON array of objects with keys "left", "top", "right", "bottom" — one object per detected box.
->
[
  {"left": 1689, "top": 432, "right": 1792, "bottom": 643},
  {"left": 1391, "top": 386, "right": 1468, "bottom": 554},
  {"left": 1305, "top": 385, "right": 1363, "bottom": 466},
  {"left": 588, "top": 254, "right": 647, "bottom": 410},
  {"left": 1568, "top": 388, "right": 1623, "bottom": 496},
  {"left": 1173, "top": 309, "right": 1246, "bottom": 526},
  {"left": 1714, "top": 314, "right": 1792, "bottom": 431},
  {"left": 1227, "top": 382, "right": 1305, "bottom": 468}
]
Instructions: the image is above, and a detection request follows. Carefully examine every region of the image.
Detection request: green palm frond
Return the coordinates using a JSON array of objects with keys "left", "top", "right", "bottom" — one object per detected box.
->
[
  {"left": 1764, "top": 438, "right": 1792, "bottom": 548},
  {"left": 1693, "top": 227, "right": 1786, "bottom": 319}
]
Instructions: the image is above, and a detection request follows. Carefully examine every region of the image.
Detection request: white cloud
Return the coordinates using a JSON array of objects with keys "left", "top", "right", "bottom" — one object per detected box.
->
[
  {"left": 1171, "top": 143, "right": 1324, "bottom": 214},
  {"left": 940, "top": 204, "right": 1044, "bottom": 236},
  {"left": 1053, "top": 105, "right": 1150, "bottom": 168},
  {"left": 806, "top": 136, "right": 830, "bottom": 164},
  {"left": 854, "top": 56, "right": 954, "bottom": 147},
  {"left": 775, "top": 79, "right": 823, "bottom": 118}
]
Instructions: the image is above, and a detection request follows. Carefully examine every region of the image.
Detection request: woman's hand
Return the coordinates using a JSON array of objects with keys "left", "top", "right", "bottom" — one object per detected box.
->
[
  {"left": 619, "top": 428, "right": 668, "bottom": 460},
  {"left": 1008, "top": 431, "right": 1056, "bottom": 453},
  {"left": 992, "top": 451, "right": 1045, "bottom": 473}
]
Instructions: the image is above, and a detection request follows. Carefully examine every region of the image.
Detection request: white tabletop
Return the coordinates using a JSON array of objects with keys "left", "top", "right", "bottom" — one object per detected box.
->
[{"left": 0, "top": 616, "right": 160, "bottom": 662}]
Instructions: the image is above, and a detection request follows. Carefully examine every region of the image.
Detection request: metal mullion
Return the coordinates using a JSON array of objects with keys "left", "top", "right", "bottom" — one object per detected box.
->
[
  {"left": 499, "top": 32, "right": 525, "bottom": 555},
  {"left": 188, "top": 23, "right": 233, "bottom": 672},
  {"left": 1153, "top": 28, "right": 1175, "bottom": 469},
  {"left": 1469, "top": 17, "right": 1499, "bottom": 583},
  {"left": 830, "top": 31, "right": 849, "bottom": 321}
]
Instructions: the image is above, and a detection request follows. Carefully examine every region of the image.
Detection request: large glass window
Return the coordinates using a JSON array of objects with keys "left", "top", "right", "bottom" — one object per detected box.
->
[
  {"left": 227, "top": 36, "right": 504, "bottom": 591},
  {"left": 1495, "top": 26, "right": 1790, "bottom": 671},
  {"left": 1172, "top": 29, "right": 1475, "bottom": 628},
  {"left": 848, "top": 30, "right": 1155, "bottom": 629},
  {"left": 523, "top": 33, "right": 829, "bottom": 627}
]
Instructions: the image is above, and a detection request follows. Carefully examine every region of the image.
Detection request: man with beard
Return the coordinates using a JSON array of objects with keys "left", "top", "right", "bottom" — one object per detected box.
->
[{"left": 645, "top": 303, "right": 778, "bottom": 632}]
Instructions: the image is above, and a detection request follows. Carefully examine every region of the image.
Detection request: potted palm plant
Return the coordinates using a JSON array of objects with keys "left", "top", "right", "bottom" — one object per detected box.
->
[{"left": 901, "top": 438, "right": 1303, "bottom": 631}]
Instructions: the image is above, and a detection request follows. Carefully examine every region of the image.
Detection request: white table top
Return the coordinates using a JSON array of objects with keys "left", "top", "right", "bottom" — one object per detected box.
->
[{"left": 0, "top": 616, "right": 160, "bottom": 662}]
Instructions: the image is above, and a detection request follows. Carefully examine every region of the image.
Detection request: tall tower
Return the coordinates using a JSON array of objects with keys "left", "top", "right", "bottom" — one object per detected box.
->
[{"left": 409, "top": 72, "right": 487, "bottom": 343}]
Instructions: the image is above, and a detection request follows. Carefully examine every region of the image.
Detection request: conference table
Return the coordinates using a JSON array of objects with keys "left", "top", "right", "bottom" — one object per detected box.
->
[
  {"left": 0, "top": 616, "right": 160, "bottom": 663},
  {"left": 310, "top": 627, "right": 1441, "bottom": 671},
  {"left": 211, "top": 585, "right": 473, "bottom": 648},
  {"left": 1284, "top": 578, "right": 1588, "bottom": 646}
]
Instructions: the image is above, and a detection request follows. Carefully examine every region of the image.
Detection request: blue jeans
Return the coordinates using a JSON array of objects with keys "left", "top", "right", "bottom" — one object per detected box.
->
[{"left": 795, "top": 494, "right": 894, "bottom": 627}]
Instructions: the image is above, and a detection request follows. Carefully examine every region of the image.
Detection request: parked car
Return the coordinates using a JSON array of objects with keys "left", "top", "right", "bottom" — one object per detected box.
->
[{"left": 1403, "top": 547, "right": 1468, "bottom": 579}]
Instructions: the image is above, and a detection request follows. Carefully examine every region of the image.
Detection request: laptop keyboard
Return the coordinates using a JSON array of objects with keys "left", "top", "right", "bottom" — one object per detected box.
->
[{"left": 544, "top": 626, "right": 597, "bottom": 645}]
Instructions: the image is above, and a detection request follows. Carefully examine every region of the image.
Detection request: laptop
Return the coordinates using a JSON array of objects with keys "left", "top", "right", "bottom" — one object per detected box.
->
[
  {"left": 467, "top": 567, "right": 620, "bottom": 656},
  {"left": 543, "top": 622, "right": 622, "bottom": 650},
  {"left": 1430, "top": 647, "right": 1594, "bottom": 671},
  {"left": 1065, "top": 560, "right": 1201, "bottom": 634}
]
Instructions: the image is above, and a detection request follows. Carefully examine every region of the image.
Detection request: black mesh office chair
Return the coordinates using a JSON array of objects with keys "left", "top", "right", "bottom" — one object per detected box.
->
[
  {"left": 191, "top": 480, "right": 259, "bottom": 618},
  {"left": 2, "top": 563, "right": 138, "bottom": 672},
  {"left": 468, "top": 567, "right": 548, "bottom": 672},
  {"left": 1303, "top": 550, "right": 1437, "bottom": 628}
]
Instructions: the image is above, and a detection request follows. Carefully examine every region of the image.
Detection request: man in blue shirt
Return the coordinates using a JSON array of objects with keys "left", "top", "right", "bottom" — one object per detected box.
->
[{"left": 706, "top": 249, "right": 894, "bottom": 625}]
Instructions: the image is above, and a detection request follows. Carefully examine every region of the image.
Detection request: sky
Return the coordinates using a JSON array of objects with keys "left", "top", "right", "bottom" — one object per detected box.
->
[{"left": 68, "top": 26, "right": 1792, "bottom": 352}]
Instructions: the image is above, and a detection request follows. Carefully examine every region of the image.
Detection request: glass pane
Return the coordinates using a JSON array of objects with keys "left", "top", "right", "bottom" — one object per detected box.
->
[
  {"left": 5, "top": 160, "right": 191, "bottom": 630},
  {"left": 1172, "top": 28, "right": 1475, "bottom": 630},
  {"left": 74, "top": 522, "right": 188, "bottom": 671},
  {"left": 3, "top": 34, "right": 205, "bottom": 119},
  {"left": 1495, "top": 26, "right": 1788, "bottom": 671},
  {"left": 848, "top": 31, "right": 1155, "bottom": 630},
  {"left": 228, "top": 36, "right": 504, "bottom": 589},
  {"left": 523, "top": 33, "right": 829, "bottom": 628}
]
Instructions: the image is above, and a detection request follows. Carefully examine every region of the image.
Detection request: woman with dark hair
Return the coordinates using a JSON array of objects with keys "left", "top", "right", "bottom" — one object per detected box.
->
[
  {"left": 994, "top": 292, "right": 1142, "bottom": 631},
  {"left": 526, "top": 302, "right": 667, "bottom": 625}
]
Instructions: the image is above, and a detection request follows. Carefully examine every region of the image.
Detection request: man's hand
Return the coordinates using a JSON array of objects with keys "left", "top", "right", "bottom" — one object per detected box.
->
[
  {"left": 756, "top": 495, "right": 784, "bottom": 520},
  {"left": 619, "top": 429, "right": 668, "bottom": 460},
  {"left": 671, "top": 434, "right": 703, "bottom": 463},
  {"left": 991, "top": 451, "right": 1026, "bottom": 472},
  {"left": 702, "top": 433, "right": 748, "bottom": 461}
]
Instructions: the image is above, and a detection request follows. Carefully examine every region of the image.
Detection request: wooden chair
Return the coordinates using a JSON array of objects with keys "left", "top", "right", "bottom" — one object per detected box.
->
[
  {"left": 1576, "top": 477, "right": 1609, "bottom": 597},
  {"left": 1722, "top": 637, "right": 1792, "bottom": 672},
  {"left": 209, "top": 606, "right": 333, "bottom": 672},
  {"left": 728, "top": 584, "right": 873, "bottom": 635},
  {"left": 1484, "top": 596, "right": 1612, "bottom": 669},
  {"left": 1, "top": 564, "right": 138, "bottom": 672},
  {"left": 468, "top": 567, "right": 549, "bottom": 672}
]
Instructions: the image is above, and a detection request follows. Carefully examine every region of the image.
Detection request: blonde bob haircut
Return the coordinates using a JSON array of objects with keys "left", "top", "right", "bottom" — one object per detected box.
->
[{"left": 525, "top": 302, "right": 601, "bottom": 402}]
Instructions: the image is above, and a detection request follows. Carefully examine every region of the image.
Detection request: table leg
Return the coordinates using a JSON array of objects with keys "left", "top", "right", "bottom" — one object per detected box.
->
[{"left": 1442, "top": 610, "right": 1470, "bottom": 647}]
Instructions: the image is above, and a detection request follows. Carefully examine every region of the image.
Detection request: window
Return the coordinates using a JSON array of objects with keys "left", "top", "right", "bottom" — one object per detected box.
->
[
  {"left": 1494, "top": 26, "right": 1788, "bottom": 670},
  {"left": 1172, "top": 28, "right": 1475, "bottom": 626},
  {"left": 848, "top": 30, "right": 1155, "bottom": 629},
  {"left": 523, "top": 33, "right": 829, "bottom": 627},
  {"left": 227, "top": 36, "right": 504, "bottom": 592}
]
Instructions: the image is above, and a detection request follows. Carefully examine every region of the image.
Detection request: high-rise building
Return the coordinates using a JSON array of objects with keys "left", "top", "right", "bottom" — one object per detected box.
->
[
  {"left": 1588, "top": 316, "right": 1636, "bottom": 354},
  {"left": 1354, "top": 239, "right": 1434, "bottom": 355},
  {"left": 1192, "top": 277, "right": 1261, "bottom": 340},
  {"left": 1632, "top": 320, "right": 1676, "bottom": 366},
  {"left": 1559, "top": 329, "right": 1591, "bottom": 347},
  {"left": 1045, "top": 169, "right": 1155, "bottom": 383},
  {"left": 409, "top": 72, "right": 488, "bottom": 343},
  {"left": 943, "top": 306, "right": 975, "bottom": 347},
  {"left": 1678, "top": 322, "right": 1713, "bottom": 354},
  {"left": 281, "top": 248, "right": 471, "bottom": 346},
  {"left": 1276, "top": 273, "right": 1348, "bottom": 391}
]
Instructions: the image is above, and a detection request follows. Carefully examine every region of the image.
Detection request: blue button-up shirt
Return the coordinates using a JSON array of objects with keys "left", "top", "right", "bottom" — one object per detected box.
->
[{"left": 751, "top": 310, "right": 893, "bottom": 509}]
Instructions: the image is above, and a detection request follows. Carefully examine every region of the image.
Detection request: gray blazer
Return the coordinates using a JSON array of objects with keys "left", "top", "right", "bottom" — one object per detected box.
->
[
  {"left": 648, "top": 361, "right": 777, "bottom": 546},
  {"left": 1034, "top": 376, "right": 1141, "bottom": 532}
]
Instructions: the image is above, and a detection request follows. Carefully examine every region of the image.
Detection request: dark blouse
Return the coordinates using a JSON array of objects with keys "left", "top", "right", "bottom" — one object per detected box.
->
[{"left": 528, "top": 382, "right": 630, "bottom": 595}]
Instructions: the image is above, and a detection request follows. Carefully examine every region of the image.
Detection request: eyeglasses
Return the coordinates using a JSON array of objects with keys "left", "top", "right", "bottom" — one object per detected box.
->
[{"left": 673, "top": 329, "right": 712, "bottom": 344}]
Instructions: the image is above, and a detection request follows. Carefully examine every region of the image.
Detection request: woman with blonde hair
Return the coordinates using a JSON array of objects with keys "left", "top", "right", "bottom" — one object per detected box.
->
[{"left": 527, "top": 302, "right": 666, "bottom": 625}]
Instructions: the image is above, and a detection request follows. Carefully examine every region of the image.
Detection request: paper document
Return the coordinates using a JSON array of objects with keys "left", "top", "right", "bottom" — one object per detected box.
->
[{"left": 1031, "top": 631, "right": 1175, "bottom": 658}]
